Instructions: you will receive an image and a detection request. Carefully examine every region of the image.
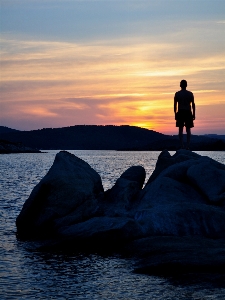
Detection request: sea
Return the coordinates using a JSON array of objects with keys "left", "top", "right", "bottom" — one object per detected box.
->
[{"left": 0, "top": 150, "right": 225, "bottom": 300}]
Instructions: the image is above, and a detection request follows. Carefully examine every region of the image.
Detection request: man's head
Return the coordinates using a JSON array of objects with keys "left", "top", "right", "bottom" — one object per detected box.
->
[{"left": 180, "top": 79, "right": 187, "bottom": 89}]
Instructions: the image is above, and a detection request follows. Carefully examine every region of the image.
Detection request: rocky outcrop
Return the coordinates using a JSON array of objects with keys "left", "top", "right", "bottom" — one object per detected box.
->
[
  {"left": 16, "top": 151, "right": 104, "bottom": 238},
  {"left": 102, "top": 166, "right": 145, "bottom": 217},
  {"left": 0, "top": 139, "right": 41, "bottom": 154},
  {"left": 135, "top": 150, "right": 225, "bottom": 238},
  {"left": 58, "top": 216, "right": 143, "bottom": 247},
  {"left": 16, "top": 149, "right": 225, "bottom": 274},
  {"left": 125, "top": 236, "right": 225, "bottom": 274}
]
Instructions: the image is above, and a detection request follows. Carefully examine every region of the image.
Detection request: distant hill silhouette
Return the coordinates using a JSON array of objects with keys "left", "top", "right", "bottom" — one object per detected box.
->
[
  {"left": 0, "top": 125, "right": 166, "bottom": 150},
  {"left": 0, "top": 125, "right": 224, "bottom": 151},
  {"left": 0, "top": 126, "right": 19, "bottom": 134},
  {"left": 122, "top": 136, "right": 225, "bottom": 151},
  {"left": 204, "top": 134, "right": 225, "bottom": 141}
]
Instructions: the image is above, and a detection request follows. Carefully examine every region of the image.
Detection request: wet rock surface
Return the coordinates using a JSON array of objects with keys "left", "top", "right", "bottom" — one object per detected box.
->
[
  {"left": 16, "top": 151, "right": 104, "bottom": 238},
  {"left": 125, "top": 236, "right": 225, "bottom": 275},
  {"left": 16, "top": 149, "right": 225, "bottom": 275}
]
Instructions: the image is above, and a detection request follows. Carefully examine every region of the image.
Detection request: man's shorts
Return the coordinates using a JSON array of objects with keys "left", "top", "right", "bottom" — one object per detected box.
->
[{"left": 176, "top": 109, "right": 194, "bottom": 128}]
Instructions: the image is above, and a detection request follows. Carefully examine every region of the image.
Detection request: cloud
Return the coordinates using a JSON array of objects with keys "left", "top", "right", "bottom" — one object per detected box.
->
[
  {"left": 1, "top": 2, "right": 225, "bottom": 134},
  {"left": 1, "top": 37, "right": 224, "bottom": 93}
]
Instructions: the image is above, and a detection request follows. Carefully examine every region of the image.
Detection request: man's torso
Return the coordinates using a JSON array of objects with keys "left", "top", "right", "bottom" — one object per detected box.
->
[{"left": 175, "top": 90, "right": 193, "bottom": 111}]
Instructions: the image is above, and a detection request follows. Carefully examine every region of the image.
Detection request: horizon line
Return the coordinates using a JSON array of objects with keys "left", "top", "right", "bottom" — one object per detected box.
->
[{"left": 0, "top": 124, "right": 224, "bottom": 136}]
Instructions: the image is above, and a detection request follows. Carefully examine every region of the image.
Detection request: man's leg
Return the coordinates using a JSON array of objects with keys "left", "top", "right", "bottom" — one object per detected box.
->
[
  {"left": 179, "top": 126, "right": 184, "bottom": 148},
  {"left": 186, "top": 127, "right": 191, "bottom": 149}
]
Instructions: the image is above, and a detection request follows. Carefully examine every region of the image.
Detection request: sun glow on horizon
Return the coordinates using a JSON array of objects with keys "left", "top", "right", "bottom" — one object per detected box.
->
[{"left": 1, "top": 27, "right": 225, "bottom": 134}]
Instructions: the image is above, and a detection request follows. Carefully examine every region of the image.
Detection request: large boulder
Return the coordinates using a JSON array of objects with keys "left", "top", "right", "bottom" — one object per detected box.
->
[
  {"left": 146, "top": 149, "right": 201, "bottom": 185},
  {"left": 125, "top": 236, "right": 225, "bottom": 275},
  {"left": 58, "top": 216, "right": 143, "bottom": 250},
  {"left": 16, "top": 149, "right": 225, "bottom": 275},
  {"left": 187, "top": 159, "right": 225, "bottom": 204},
  {"left": 16, "top": 151, "right": 104, "bottom": 238},
  {"left": 102, "top": 166, "right": 146, "bottom": 217},
  {"left": 120, "top": 165, "right": 146, "bottom": 189},
  {"left": 135, "top": 149, "right": 225, "bottom": 238}
]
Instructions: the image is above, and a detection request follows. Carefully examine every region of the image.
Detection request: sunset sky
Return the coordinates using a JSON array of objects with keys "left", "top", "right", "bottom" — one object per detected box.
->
[{"left": 0, "top": 0, "right": 225, "bottom": 135}]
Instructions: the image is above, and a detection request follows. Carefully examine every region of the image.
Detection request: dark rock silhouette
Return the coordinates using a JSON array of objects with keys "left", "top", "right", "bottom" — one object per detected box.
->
[
  {"left": 16, "top": 150, "right": 225, "bottom": 274},
  {"left": 127, "top": 236, "right": 225, "bottom": 275},
  {"left": 103, "top": 166, "right": 146, "bottom": 217},
  {"left": 16, "top": 151, "right": 104, "bottom": 238},
  {"left": 135, "top": 150, "right": 225, "bottom": 238},
  {"left": 0, "top": 139, "right": 41, "bottom": 154}
]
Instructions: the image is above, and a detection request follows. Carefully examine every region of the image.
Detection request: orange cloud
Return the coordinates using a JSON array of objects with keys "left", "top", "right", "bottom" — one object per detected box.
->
[{"left": 1, "top": 36, "right": 224, "bottom": 133}]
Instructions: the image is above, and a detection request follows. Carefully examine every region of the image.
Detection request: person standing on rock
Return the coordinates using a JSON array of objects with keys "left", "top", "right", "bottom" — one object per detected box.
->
[{"left": 174, "top": 80, "right": 195, "bottom": 150}]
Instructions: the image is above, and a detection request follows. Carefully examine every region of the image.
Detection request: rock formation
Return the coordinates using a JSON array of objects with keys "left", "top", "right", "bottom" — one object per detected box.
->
[
  {"left": 0, "top": 139, "right": 41, "bottom": 154},
  {"left": 135, "top": 150, "right": 225, "bottom": 238},
  {"left": 16, "top": 151, "right": 104, "bottom": 238},
  {"left": 16, "top": 149, "right": 225, "bottom": 274}
]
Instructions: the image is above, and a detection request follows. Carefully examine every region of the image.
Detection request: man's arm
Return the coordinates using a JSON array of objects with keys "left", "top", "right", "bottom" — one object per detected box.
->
[
  {"left": 174, "top": 94, "right": 177, "bottom": 119},
  {"left": 192, "top": 94, "right": 195, "bottom": 120}
]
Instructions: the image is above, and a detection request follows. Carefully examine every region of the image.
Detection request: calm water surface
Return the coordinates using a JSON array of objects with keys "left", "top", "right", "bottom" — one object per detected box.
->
[{"left": 0, "top": 150, "right": 225, "bottom": 299}]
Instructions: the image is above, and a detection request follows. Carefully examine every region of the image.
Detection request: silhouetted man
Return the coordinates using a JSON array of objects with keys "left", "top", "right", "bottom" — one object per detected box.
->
[{"left": 174, "top": 80, "right": 195, "bottom": 149}]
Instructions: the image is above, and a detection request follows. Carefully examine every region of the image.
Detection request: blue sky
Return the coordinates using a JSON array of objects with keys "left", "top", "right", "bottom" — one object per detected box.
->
[{"left": 2, "top": 1, "right": 225, "bottom": 41}]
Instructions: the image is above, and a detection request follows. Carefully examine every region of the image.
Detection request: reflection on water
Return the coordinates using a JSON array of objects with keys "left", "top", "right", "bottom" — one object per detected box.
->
[{"left": 0, "top": 151, "right": 225, "bottom": 299}]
